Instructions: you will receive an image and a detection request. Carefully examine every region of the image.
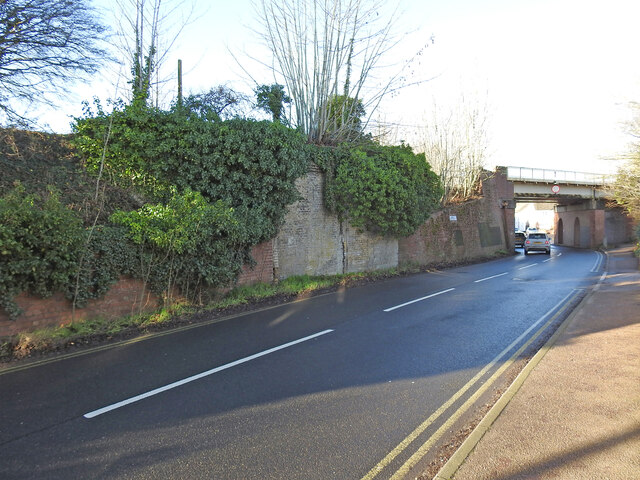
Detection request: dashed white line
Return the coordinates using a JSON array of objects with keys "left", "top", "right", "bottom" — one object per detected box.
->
[
  {"left": 84, "top": 329, "right": 334, "bottom": 419},
  {"left": 474, "top": 272, "right": 509, "bottom": 283},
  {"left": 384, "top": 288, "right": 455, "bottom": 312},
  {"left": 518, "top": 263, "right": 537, "bottom": 270}
]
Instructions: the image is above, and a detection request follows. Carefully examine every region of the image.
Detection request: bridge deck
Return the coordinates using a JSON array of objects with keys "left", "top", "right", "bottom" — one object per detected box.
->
[{"left": 505, "top": 166, "right": 613, "bottom": 186}]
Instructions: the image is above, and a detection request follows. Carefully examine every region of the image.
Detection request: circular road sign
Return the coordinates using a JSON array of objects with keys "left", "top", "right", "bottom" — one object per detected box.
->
[{"left": 551, "top": 184, "right": 560, "bottom": 194}]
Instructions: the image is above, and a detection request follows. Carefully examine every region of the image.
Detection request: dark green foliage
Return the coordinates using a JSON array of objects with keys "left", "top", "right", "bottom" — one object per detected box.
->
[
  {"left": 72, "top": 100, "right": 171, "bottom": 198},
  {"left": 111, "top": 190, "right": 246, "bottom": 301},
  {"left": 255, "top": 84, "right": 291, "bottom": 123},
  {"left": 0, "top": 185, "right": 85, "bottom": 318},
  {"left": 323, "top": 143, "right": 443, "bottom": 237},
  {"left": 69, "top": 100, "right": 311, "bottom": 309},
  {"left": 159, "top": 118, "right": 309, "bottom": 244},
  {"left": 1, "top": 95, "right": 445, "bottom": 326},
  {"left": 71, "top": 225, "right": 138, "bottom": 308},
  {"left": 73, "top": 103, "right": 309, "bottom": 245}
]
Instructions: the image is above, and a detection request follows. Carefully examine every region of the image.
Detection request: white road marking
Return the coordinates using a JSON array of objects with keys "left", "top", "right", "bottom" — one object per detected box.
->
[
  {"left": 518, "top": 263, "right": 537, "bottom": 270},
  {"left": 383, "top": 288, "right": 455, "bottom": 312},
  {"left": 84, "top": 329, "right": 334, "bottom": 419},
  {"left": 474, "top": 272, "right": 509, "bottom": 283},
  {"left": 594, "top": 271, "right": 608, "bottom": 291}
]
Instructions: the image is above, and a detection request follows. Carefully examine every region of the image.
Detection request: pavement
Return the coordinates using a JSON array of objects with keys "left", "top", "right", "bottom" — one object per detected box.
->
[{"left": 434, "top": 245, "right": 640, "bottom": 480}]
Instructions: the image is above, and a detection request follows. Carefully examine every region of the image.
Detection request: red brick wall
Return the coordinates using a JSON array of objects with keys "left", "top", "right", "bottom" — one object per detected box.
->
[
  {"left": 399, "top": 169, "right": 515, "bottom": 266},
  {"left": 0, "top": 278, "right": 160, "bottom": 337},
  {"left": 0, "top": 241, "right": 275, "bottom": 337},
  {"left": 236, "top": 240, "right": 274, "bottom": 285}
]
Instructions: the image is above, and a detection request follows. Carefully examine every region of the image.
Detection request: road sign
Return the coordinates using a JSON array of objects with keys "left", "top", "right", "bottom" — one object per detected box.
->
[{"left": 551, "top": 184, "right": 560, "bottom": 193}]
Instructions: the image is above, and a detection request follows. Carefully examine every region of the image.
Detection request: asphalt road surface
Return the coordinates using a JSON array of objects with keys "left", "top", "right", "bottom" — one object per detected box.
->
[{"left": 0, "top": 246, "right": 603, "bottom": 479}]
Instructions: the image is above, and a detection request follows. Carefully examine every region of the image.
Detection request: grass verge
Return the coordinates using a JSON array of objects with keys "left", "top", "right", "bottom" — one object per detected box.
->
[
  {"left": 0, "top": 251, "right": 512, "bottom": 365},
  {"left": 0, "top": 270, "right": 399, "bottom": 364}
]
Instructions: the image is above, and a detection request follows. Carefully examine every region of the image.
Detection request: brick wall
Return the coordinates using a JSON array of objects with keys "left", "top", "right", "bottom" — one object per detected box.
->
[
  {"left": 236, "top": 240, "right": 275, "bottom": 285},
  {"left": 604, "top": 207, "right": 637, "bottom": 246},
  {"left": 398, "top": 169, "right": 514, "bottom": 266},
  {"left": 0, "top": 242, "right": 275, "bottom": 337},
  {"left": 0, "top": 278, "right": 160, "bottom": 337},
  {"left": 1, "top": 168, "right": 513, "bottom": 337}
]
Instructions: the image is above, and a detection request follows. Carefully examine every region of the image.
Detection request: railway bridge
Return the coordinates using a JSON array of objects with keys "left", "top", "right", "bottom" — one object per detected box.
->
[{"left": 498, "top": 166, "right": 634, "bottom": 249}]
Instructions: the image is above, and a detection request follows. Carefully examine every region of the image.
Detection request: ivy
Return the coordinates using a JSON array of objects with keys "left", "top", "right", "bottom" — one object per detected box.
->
[
  {"left": 71, "top": 225, "right": 138, "bottom": 308},
  {"left": 322, "top": 143, "right": 443, "bottom": 237},
  {"left": 0, "top": 184, "right": 85, "bottom": 319},
  {"left": 158, "top": 118, "right": 309, "bottom": 244},
  {"left": 73, "top": 104, "right": 309, "bottom": 245}
]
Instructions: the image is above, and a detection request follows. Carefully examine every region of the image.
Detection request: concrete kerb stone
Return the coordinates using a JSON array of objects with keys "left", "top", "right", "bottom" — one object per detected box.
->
[{"left": 432, "top": 279, "right": 602, "bottom": 480}]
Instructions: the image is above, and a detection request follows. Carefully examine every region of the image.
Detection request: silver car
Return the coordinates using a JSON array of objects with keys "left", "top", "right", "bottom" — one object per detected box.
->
[{"left": 524, "top": 232, "right": 551, "bottom": 255}]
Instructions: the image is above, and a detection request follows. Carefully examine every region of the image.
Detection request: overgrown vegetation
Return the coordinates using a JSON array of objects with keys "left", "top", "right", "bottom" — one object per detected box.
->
[
  {"left": 319, "top": 143, "right": 443, "bottom": 237},
  {"left": 1, "top": 80, "right": 442, "bottom": 329},
  {"left": 111, "top": 189, "right": 245, "bottom": 304},
  {"left": 0, "top": 185, "right": 85, "bottom": 318},
  {"left": 1, "top": 107, "right": 443, "bottom": 321},
  {"left": 0, "top": 0, "right": 449, "bottom": 357}
]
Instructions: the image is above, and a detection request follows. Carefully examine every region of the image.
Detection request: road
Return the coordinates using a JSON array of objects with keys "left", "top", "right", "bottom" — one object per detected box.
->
[{"left": 0, "top": 246, "right": 603, "bottom": 479}]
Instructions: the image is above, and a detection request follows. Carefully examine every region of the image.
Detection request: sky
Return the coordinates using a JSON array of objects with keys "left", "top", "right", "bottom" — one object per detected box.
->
[{"left": 32, "top": 0, "right": 640, "bottom": 175}]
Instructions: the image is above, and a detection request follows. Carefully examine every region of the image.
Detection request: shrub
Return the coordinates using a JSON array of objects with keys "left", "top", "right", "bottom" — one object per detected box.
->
[
  {"left": 324, "top": 143, "right": 443, "bottom": 237},
  {"left": 73, "top": 104, "right": 310, "bottom": 245},
  {"left": 111, "top": 189, "right": 246, "bottom": 302},
  {"left": 0, "top": 184, "right": 84, "bottom": 319},
  {"left": 71, "top": 225, "right": 138, "bottom": 308},
  {"left": 157, "top": 118, "right": 309, "bottom": 244}
]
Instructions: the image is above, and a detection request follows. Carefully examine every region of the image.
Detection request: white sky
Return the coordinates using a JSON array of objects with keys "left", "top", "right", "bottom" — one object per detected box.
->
[{"left": 34, "top": 0, "right": 640, "bottom": 174}]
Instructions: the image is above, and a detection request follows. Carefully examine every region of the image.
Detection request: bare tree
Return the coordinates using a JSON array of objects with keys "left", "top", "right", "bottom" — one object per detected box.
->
[
  {"left": 0, "top": 0, "right": 110, "bottom": 125},
  {"left": 255, "top": 0, "right": 403, "bottom": 144},
  {"left": 612, "top": 101, "right": 640, "bottom": 219},
  {"left": 183, "top": 85, "right": 252, "bottom": 120},
  {"left": 112, "top": 0, "right": 196, "bottom": 107},
  {"left": 418, "top": 92, "right": 491, "bottom": 203}
]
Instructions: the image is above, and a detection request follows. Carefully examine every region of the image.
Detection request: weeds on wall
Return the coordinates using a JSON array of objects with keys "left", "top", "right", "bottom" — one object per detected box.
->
[{"left": 1, "top": 97, "right": 444, "bottom": 323}]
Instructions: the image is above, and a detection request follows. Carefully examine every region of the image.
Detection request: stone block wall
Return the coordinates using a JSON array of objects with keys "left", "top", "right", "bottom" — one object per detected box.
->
[{"left": 273, "top": 164, "right": 398, "bottom": 279}]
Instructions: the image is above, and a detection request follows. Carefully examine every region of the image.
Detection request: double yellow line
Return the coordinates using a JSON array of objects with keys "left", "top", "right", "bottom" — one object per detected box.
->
[{"left": 362, "top": 289, "right": 581, "bottom": 480}]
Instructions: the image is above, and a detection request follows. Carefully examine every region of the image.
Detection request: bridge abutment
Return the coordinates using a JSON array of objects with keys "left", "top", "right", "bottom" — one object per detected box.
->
[{"left": 555, "top": 202, "right": 604, "bottom": 249}]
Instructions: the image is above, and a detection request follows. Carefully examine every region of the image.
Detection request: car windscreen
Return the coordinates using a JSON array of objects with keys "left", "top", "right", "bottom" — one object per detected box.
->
[{"left": 528, "top": 233, "right": 546, "bottom": 239}]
